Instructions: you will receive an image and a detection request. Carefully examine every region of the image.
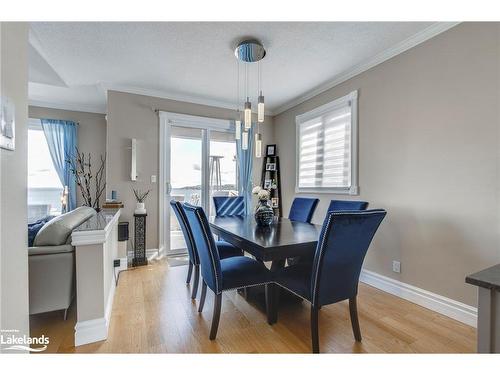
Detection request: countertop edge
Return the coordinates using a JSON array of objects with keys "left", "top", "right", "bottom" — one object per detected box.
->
[{"left": 71, "top": 209, "right": 121, "bottom": 246}]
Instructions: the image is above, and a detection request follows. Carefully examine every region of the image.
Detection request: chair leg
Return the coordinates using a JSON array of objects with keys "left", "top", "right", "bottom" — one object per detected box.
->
[
  {"left": 186, "top": 263, "right": 193, "bottom": 284},
  {"left": 349, "top": 296, "right": 362, "bottom": 342},
  {"left": 209, "top": 293, "right": 222, "bottom": 340},
  {"left": 311, "top": 305, "right": 320, "bottom": 353},
  {"left": 63, "top": 308, "right": 69, "bottom": 321},
  {"left": 265, "top": 284, "right": 275, "bottom": 325},
  {"left": 198, "top": 280, "right": 207, "bottom": 313},
  {"left": 191, "top": 265, "right": 200, "bottom": 299}
]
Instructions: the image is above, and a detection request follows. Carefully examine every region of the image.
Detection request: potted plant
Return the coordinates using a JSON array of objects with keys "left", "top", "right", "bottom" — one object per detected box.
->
[
  {"left": 67, "top": 148, "right": 106, "bottom": 211},
  {"left": 133, "top": 189, "right": 151, "bottom": 215}
]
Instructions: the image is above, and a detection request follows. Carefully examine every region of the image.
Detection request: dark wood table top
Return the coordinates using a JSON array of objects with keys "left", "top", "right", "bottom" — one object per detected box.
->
[
  {"left": 466, "top": 264, "right": 500, "bottom": 291},
  {"left": 209, "top": 216, "right": 321, "bottom": 262}
]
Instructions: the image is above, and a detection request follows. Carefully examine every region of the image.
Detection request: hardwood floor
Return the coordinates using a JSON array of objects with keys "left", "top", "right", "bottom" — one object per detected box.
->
[{"left": 30, "top": 259, "right": 476, "bottom": 353}]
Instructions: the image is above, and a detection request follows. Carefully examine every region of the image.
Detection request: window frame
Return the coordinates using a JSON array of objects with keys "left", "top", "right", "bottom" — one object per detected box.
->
[
  {"left": 295, "top": 90, "right": 359, "bottom": 195},
  {"left": 27, "top": 118, "right": 64, "bottom": 220}
]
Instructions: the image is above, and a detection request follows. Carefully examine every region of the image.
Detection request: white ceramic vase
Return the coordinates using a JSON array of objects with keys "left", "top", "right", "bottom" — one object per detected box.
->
[{"left": 135, "top": 202, "right": 146, "bottom": 215}]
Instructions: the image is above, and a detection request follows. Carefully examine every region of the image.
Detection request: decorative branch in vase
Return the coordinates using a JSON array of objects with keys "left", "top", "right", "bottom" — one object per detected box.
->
[
  {"left": 66, "top": 147, "right": 106, "bottom": 212},
  {"left": 133, "top": 189, "right": 151, "bottom": 215}
]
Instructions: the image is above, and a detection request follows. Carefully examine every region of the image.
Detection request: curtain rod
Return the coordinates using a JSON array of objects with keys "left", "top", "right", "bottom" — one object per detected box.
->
[
  {"left": 31, "top": 116, "right": 80, "bottom": 125},
  {"left": 152, "top": 108, "right": 239, "bottom": 116}
]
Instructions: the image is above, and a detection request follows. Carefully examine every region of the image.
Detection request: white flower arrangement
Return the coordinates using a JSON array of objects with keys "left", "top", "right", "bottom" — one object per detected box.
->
[
  {"left": 258, "top": 189, "right": 270, "bottom": 201},
  {"left": 252, "top": 186, "right": 262, "bottom": 195},
  {"left": 252, "top": 184, "right": 270, "bottom": 201}
]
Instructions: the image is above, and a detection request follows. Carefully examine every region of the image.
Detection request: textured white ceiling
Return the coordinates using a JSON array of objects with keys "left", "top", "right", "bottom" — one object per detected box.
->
[{"left": 28, "top": 22, "right": 439, "bottom": 114}]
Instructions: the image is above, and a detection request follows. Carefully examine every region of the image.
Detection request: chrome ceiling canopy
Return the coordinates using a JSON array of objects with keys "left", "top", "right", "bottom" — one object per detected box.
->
[{"left": 234, "top": 39, "right": 266, "bottom": 63}]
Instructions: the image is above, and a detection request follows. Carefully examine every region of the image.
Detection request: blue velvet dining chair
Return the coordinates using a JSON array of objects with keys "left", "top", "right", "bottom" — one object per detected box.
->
[
  {"left": 275, "top": 209, "right": 387, "bottom": 353},
  {"left": 182, "top": 203, "right": 274, "bottom": 340},
  {"left": 213, "top": 196, "right": 245, "bottom": 217},
  {"left": 327, "top": 199, "right": 369, "bottom": 212},
  {"left": 289, "top": 197, "right": 320, "bottom": 223},
  {"left": 170, "top": 200, "right": 243, "bottom": 300},
  {"left": 287, "top": 197, "right": 320, "bottom": 266}
]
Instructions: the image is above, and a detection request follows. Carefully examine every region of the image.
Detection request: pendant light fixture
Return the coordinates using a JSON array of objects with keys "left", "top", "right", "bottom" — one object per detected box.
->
[
  {"left": 235, "top": 117, "right": 241, "bottom": 140},
  {"left": 242, "top": 131, "right": 249, "bottom": 150},
  {"left": 255, "top": 131, "right": 262, "bottom": 158},
  {"left": 235, "top": 61, "right": 241, "bottom": 140},
  {"left": 244, "top": 64, "right": 252, "bottom": 130},
  {"left": 234, "top": 38, "right": 266, "bottom": 157},
  {"left": 244, "top": 99, "right": 252, "bottom": 129},
  {"left": 255, "top": 61, "right": 263, "bottom": 157},
  {"left": 257, "top": 61, "right": 265, "bottom": 123}
]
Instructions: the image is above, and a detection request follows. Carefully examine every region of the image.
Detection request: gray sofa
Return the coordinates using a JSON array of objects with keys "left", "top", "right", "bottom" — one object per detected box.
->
[{"left": 28, "top": 206, "right": 96, "bottom": 319}]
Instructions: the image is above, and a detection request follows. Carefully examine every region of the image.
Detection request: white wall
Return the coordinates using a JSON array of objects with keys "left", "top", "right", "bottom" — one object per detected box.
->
[
  {"left": 273, "top": 22, "right": 500, "bottom": 307},
  {"left": 0, "top": 22, "right": 29, "bottom": 351}
]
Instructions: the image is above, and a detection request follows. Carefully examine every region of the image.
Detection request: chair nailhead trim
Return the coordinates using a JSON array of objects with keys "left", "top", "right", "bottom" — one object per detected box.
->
[
  {"left": 195, "top": 208, "right": 220, "bottom": 294},
  {"left": 174, "top": 202, "right": 199, "bottom": 265},
  {"left": 221, "top": 281, "right": 273, "bottom": 294}
]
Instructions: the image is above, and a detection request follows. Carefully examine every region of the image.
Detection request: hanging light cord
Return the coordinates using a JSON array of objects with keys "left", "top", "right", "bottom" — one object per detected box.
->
[
  {"left": 258, "top": 61, "right": 261, "bottom": 132},
  {"left": 245, "top": 63, "right": 249, "bottom": 100},
  {"left": 236, "top": 60, "right": 240, "bottom": 113},
  {"left": 258, "top": 61, "right": 261, "bottom": 94}
]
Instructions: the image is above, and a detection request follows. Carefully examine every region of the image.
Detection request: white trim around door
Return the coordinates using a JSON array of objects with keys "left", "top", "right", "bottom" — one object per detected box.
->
[{"left": 158, "top": 111, "right": 234, "bottom": 257}]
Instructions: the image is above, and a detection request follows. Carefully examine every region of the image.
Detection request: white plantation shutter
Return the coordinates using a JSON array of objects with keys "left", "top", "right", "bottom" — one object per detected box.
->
[{"left": 295, "top": 91, "right": 358, "bottom": 194}]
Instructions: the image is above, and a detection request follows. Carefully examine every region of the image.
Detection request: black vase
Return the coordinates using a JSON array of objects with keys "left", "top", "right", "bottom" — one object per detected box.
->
[{"left": 254, "top": 200, "right": 274, "bottom": 226}]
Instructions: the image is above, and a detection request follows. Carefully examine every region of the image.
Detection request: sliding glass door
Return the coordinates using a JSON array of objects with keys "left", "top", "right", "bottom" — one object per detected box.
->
[
  {"left": 160, "top": 113, "right": 236, "bottom": 256},
  {"left": 168, "top": 126, "right": 204, "bottom": 253},
  {"left": 208, "top": 130, "right": 238, "bottom": 216}
]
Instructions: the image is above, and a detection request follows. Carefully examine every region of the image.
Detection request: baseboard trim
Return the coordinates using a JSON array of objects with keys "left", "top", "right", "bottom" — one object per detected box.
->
[
  {"left": 74, "top": 317, "right": 108, "bottom": 346},
  {"left": 146, "top": 248, "right": 161, "bottom": 261},
  {"left": 359, "top": 269, "right": 477, "bottom": 327}
]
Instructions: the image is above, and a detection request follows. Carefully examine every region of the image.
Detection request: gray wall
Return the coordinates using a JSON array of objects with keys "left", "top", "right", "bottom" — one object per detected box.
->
[
  {"left": 0, "top": 22, "right": 30, "bottom": 350},
  {"left": 107, "top": 90, "right": 274, "bottom": 250},
  {"left": 273, "top": 22, "right": 500, "bottom": 306},
  {"left": 28, "top": 106, "right": 107, "bottom": 207}
]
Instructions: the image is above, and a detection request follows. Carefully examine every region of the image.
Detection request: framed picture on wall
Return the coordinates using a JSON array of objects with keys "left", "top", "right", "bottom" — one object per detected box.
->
[
  {"left": 0, "top": 96, "right": 15, "bottom": 151},
  {"left": 271, "top": 197, "right": 279, "bottom": 208},
  {"left": 266, "top": 144, "right": 276, "bottom": 157},
  {"left": 266, "top": 162, "right": 276, "bottom": 171}
]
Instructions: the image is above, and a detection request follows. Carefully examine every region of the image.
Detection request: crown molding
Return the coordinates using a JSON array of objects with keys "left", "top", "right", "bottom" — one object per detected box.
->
[
  {"left": 102, "top": 83, "right": 273, "bottom": 116},
  {"left": 28, "top": 99, "right": 107, "bottom": 115},
  {"left": 272, "top": 22, "right": 461, "bottom": 116}
]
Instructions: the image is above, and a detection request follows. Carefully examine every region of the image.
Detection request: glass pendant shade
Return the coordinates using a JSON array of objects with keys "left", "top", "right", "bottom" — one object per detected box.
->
[
  {"left": 235, "top": 120, "right": 241, "bottom": 140},
  {"left": 244, "top": 99, "right": 252, "bottom": 129},
  {"left": 255, "top": 133, "right": 262, "bottom": 158},
  {"left": 242, "top": 131, "right": 248, "bottom": 150},
  {"left": 258, "top": 92, "right": 265, "bottom": 123}
]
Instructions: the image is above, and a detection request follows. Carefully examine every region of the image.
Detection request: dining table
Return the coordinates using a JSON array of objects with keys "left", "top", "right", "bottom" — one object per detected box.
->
[{"left": 209, "top": 215, "right": 322, "bottom": 323}]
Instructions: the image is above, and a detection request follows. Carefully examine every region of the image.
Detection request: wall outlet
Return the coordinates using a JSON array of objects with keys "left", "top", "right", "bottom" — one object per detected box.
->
[
  {"left": 151, "top": 175, "right": 157, "bottom": 183},
  {"left": 392, "top": 260, "right": 401, "bottom": 273},
  {"left": 113, "top": 259, "right": 121, "bottom": 268}
]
